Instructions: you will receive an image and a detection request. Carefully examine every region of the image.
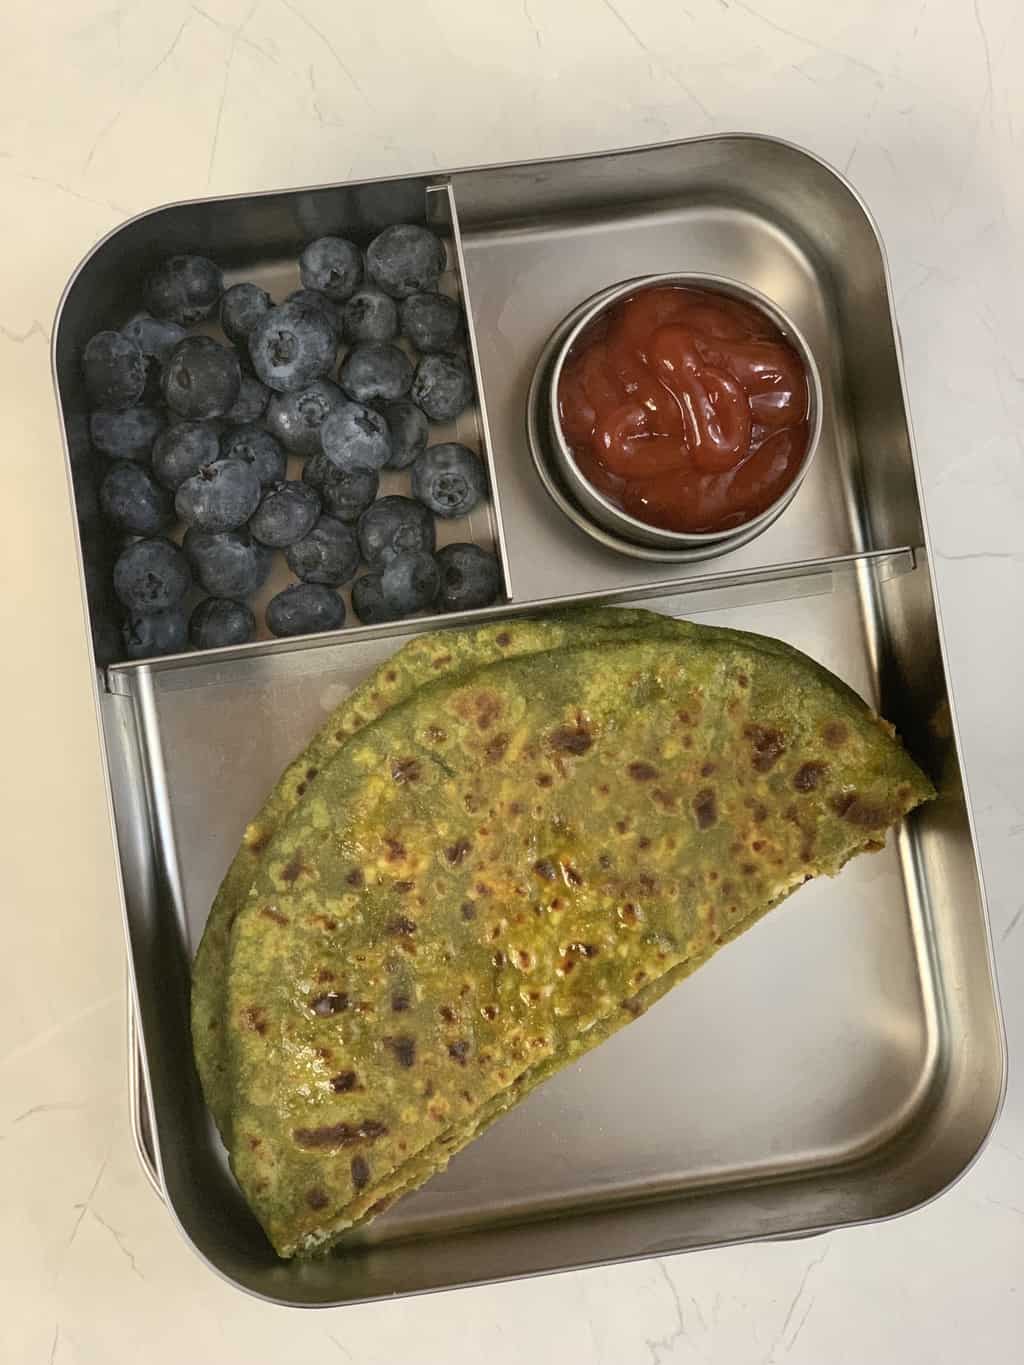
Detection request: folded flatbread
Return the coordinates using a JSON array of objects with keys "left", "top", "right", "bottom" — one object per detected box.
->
[{"left": 196, "top": 614, "right": 932, "bottom": 1257}]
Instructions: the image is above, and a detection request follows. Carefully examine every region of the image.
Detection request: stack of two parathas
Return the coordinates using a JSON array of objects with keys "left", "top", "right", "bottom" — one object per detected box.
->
[{"left": 191, "top": 607, "right": 932, "bottom": 1258}]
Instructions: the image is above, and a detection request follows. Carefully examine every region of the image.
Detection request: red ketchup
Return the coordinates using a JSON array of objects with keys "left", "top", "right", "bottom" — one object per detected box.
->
[{"left": 557, "top": 285, "right": 811, "bottom": 535}]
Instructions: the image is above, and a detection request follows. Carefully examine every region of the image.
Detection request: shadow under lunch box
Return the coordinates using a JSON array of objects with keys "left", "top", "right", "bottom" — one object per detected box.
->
[{"left": 54, "top": 134, "right": 1005, "bottom": 1308}]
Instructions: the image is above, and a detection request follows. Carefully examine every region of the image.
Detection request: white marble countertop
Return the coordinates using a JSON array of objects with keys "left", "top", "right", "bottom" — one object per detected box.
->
[{"left": 2, "top": 0, "right": 1022, "bottom": 1359}]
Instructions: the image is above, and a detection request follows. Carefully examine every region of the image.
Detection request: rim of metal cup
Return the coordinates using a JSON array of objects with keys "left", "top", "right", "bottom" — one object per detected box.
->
[
  {"left": 544, "top": 272, "right": 824, "bottom": 551},
  {"left": 526, "top": 285, "right": 796, "bottom": 565}
]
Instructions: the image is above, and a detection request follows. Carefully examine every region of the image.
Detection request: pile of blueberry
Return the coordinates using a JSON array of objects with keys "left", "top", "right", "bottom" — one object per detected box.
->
[{"left": 81, "top": 225, "right": 502, "bottom": 659}]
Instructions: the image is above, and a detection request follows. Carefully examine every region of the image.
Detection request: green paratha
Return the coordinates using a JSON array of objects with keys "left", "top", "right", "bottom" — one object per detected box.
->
[
  {"left": 216, "top": 624, "right": 932, "bottom": 1257},
  {"left": 192, "top": 608, "right": 684, "bottom": 1140}
]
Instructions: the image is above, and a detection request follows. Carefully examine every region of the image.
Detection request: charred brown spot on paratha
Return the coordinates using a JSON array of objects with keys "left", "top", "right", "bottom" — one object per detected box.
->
[
  {"left": 383, "top": 837, "right": 406, "bottom": 862},
  {"left": 241, "top": 1006, "right": 267, "bottom": 1035},
  {"left": 460, "top": 901, "right": 477, "bottom": 921},
  {"left": 745, "top": 725, "right": 786, "bottom": 772},
  {"left": 445, "top": 839, "right": 471, "bottom": 865},
  {"left": 824, "top": 721, "right": 848, "bottom": 748},
  {"left": 693, "top": 788, "right": 718, "bottom": 829},
  {"left": 292, "top": 1119, "right": 388, "bottom": 1149},
  {"left": 390, "top": 993, "right": 410, "bottom": 1013},
  {"left": 392, "top": 880, "right": 415, "bottom": 895},
  {"left": 463, "top": 690, "right": 501, "bottom": 730},
  {"left": 794, "top": 761, "right": 827, "bottom": 792},
  {"left": 448, "top": 1040, "right": 470, "bottom": 1065},
  {"left": 425, "top": 725, "right": 447, "bottom": 743},
  {"left": 391, "top": 757, "right": 421, "bottom": 783},
  {"left": 549, "top": 722, "right": 593, "bottom": 755},
  {"left": 533, "top": 859, "right": 557, "bottom": 881},
  {"left": 306, "top": 1187, "right": 329, "bottom": 1210},
  {"left": 385, "top": 1035, "right": 417, "bottom": 1067},
  {"left": 345, "top": 867, "right": 364, "bottom": 889},
  {"left": 831, "top": 792, "right": 896, "bottom": 828},
  {"left": 351, "top": 1155, "right": 371, "bottom": 1190},
  {"left": 387, "top": 915, "right": 417, "bottom": 936},
  {"left": 628, "top": 761, "right": 658, "bottom": 781},
  {"left": 485, "top": 733, "right": 509, "bottom": 762},
  {"left": 536, "top": 772, "right": 553, "bottom": 788},
  {"left": 701, "top": 761, "right": 717, "bottom": 777},
  {"left": 280, "top": 852, "right": 307, "bottom": 884},
  {"left": 330, "top": 1071, "right": 358, "bottom": 1093},
  {"left": 495, "top": 631, "right": 512, "bottom": 646},
  {"left": 260, "top": 907, "right": 288, "bottom": 925}
]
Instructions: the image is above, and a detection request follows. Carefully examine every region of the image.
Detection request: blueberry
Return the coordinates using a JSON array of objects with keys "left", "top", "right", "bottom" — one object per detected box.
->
[
  {"left": 113, "top": 537, "right": 191, "bottom": 613},
  {"left": 249, "top": 480, "right": 322, "bottom": 548},
  {"left": 435, "top": 543, "right": 502, "bottom": 612},
  {"left": 411, "top": 442, "right": 487, "bottom": 518},
  {"left": 321, "top": 400, "right": 392, "bottom": 472},
  {"left": 338, "top": 343, "right": 412, "bottom": 404},
  {"left": 162, "top": 336, "right": 241, "bottom": 420},
  {"left": 381, "top": 550, "right": 440, "bottom": 616},
  {"left": 225, "top": 374, "right": 271, "bottom": 425},
  {"left": 302, "top": 452, "right": 378, "bottom": 522},
  {"left": 82, "top": 331, "right": 146, "bottom": 410},
  {"left": 249, "top": 300, "right": 336, "bottom": 392},
  {"left": 285, "top": 515, "right": 360, "bottom": 585},
  {"left": 220, "top": 282, "right": 272, "bottom": 344},
  {"left": 143, "top": 255, "right": 223, "bottom": 325},
  {"left": 121, "top": 314, "right": 189, "bottom": 401},
  {"left": 342, "top": 287, "right": 398, "bottom": 344},
  {"left": 122, "top": 607, "right": 189, "bottom": 660},
  {"left": 285, "top": 289, "right": 343, "bottom": 336},
  {"left": 175, "top": 457, "right": 261, "bottom": 532},
  {"left": 380, "top": 399, "right": 429, "bottom": 470},
  {"left": 89, "top": 405, "right": 164, "bottom": 462},
  {"left": 189, "top": 597, "right": 255, "bottom": 649},
  {"left": 357, "top": 495, "right": 435, "bottom": 569},
  {"left": 100, "top": 462, "right": 174, "bottom": 536},
  {"left": 265, "top": 378, "right": 345, "bottom": 456},
  {"left": 400, "top": 292, "right": 462, "bottom": 353},
  {"left": 219, "top": 426, "right": 287, "bottom": 486},
  {"left": 410, "top": 352, "right": 474, "bottom": 421},
  {"left": 266, "top": 582, "right": 345, "bottom": 637},
  {"left": 351, "top": 572, "right": 391, "bottom": 624},
  {"left": 184, "top": 527, "right": 273, "bottom": 598},
  {"left": 152, "top": 422, "right": 221, "bottom": 490},
  {"left": 121, "top": 313, "right": 187, "bottom": 364},
  {"left": 299, "top": 237, "right": 363, "bottom": 302},
  {"left": 366, "top": 224, "right": 445, "bottom": 298}
]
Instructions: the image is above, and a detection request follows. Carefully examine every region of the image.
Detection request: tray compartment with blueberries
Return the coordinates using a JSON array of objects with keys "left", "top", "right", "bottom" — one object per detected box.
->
[{"left": 56, "top": 179, "right": 507, "bottom": 665}]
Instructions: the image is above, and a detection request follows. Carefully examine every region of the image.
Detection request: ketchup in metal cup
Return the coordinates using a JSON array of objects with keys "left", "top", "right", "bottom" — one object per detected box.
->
[{"left": 556, "top": 285, "right": 811, "bottom": 535}]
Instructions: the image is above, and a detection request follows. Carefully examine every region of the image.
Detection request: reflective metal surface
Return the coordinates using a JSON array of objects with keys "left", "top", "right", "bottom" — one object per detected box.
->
[
  {"left": 542, "top": 273, "right": 823, "bottom": 552},
  {"left": 52, "top": 134, "right": 1004, "bottom": 1307},
  {"left": 527, "top": 280, "right": 805, "bottom": 565}
]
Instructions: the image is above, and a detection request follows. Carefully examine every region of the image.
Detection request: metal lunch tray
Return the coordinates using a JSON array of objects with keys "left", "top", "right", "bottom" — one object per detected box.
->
[{"left": 54, "top": 135, "right": 1005, "bottom": 1307}]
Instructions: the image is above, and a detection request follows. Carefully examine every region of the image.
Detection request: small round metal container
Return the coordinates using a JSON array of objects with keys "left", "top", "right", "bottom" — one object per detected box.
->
[{"left": 539, "top": 272, "right": 823, "bottom": 558}]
